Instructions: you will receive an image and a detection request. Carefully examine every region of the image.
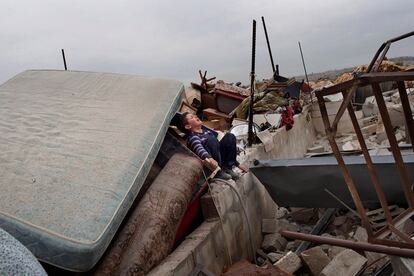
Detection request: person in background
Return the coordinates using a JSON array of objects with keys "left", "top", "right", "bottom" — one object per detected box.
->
[{"left": 181, "top": 112, "right": 247, "bottom": 180}]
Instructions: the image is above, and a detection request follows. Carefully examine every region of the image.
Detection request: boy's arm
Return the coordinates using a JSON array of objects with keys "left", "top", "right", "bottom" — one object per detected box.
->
[
  {"left": 187, "top": 135, "right": 211, "bottom": 160},
  {"left": 188, "top": 135, "right": 219, "bottom": 170}
]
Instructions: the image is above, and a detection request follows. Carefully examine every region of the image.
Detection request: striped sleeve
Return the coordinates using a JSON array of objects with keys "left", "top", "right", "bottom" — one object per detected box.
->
[{"left": 187, "top": 135, "right": 211, "bottom": 160}]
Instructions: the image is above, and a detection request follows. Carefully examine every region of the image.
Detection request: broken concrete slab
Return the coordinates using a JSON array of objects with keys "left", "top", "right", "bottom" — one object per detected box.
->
[
  {"left": 368, "top": 148, "right": 391, "bottom": 156},
  {"left": 388, "top": 104, "right": 405, "bottom": 128},
  {"left": 311, "top": 101, "right": 354, "bottom": 136},
  {"left": 275, "top": 251, "right": 302, "bottom": 274},
  {"left": 327, "top": 246, "right": 346, "bottom": 259},
  {"left": 362, "top": 96, "right": 378, "bottom": 117},
  {"left": 396, "top": 131, "right": 405, "bottom": 142},
  {"left": 320, "top": 249, "right": 367, "bottom": 276},
  {"left": 361, "top": 124, "right": 377, "bottom": 137},
  {"left": 376, "top": 128, "right": 387, "bottom": 144},
  {"left": 352, "top": 226, "right": 388, "bottom": 269},
  {"left": 300, "top": 246, "right": 331, "bottom": 276}
]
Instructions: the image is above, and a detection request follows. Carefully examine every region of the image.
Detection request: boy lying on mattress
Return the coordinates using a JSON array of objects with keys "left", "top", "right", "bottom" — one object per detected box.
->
[{"left": 180, "top": 112, "right": 248, "bottom": 180}]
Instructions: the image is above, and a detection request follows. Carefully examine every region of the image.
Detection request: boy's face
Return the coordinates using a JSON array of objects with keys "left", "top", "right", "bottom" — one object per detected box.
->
[{"left": 184, "top": 113, "right": 202, "bottom": 131}]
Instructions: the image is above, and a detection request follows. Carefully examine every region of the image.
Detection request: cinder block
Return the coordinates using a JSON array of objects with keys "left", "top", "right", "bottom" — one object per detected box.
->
[
  {"left": 300, "top": 246, "right": 331, "bottom": 276},
  {"left": 275, "top": 251, "right": 302, "bottom": 274},
  {"left": 321, "top": 249, "right": 367, "bottom": 276}
]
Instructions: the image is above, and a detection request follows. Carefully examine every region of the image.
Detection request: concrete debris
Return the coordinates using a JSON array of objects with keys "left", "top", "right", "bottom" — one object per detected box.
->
[
  {"left": 275, "top": 207, "right": 289, "bottom": 219},
  {"left": 342, "top": 140, "right": 360, "bottom": 151},
  {"left": 361, "top": 123, "right": 377, "bottom": 137},
  {"left": 361, "top": 115, "right": 378, "bottom": 127},
  {"left": 332, "top": 215, "right": 347, "bottom": 226},
  {"left": 362, "top": 96, "right": 378, "bottom": 117},
  {"left": 257, "top": 206, "right": 402, "bottom": 275},
  {"left": 262, "top": 218, "right": 299, "bottom": 234},
  {"left": 300, "top": 246, "right": 331, "bottom": 276},
  {"left": 289, "top": 208, "right": 317, "bottom": 224},
  {"left": 320, "top": 249, "right": 367, "bottom": 276},
  {"left": 274, "top": 251, "right": 302, "bottom": 274},
  {"left": 368, "top": 148, "right": 391, "bottom": 156},
  {"left": 376, "top": 123, "right": 387, "bottom": 144},
  {"left": 352, "top": 227, "right": 388, "bottom": 270},
  {"left": 285, "top": 241, "right": 296, "bottom": 252},
  {"left": 267, "top": 252, "right": 284, "bottom": 263},
  {"left": 261, "top": 233, "right": 288, "bottom": 252},
  {"left": 327, "top": 246, "right": 346, "bottom": 259},
  {"left": 396, "top": 131, "right": 404, "bottom": 142},
  {"left": 306, "top": 102, "right": 409, "bottom": 157},
  {"left": 388, "top": 103, "right": 405, "bottom": 127},
  {"left": 381, "top": 139, "right": 390, "bottom": 147},
  {"left": 256, "top": 249, "right": 270, "bottom": 264}
]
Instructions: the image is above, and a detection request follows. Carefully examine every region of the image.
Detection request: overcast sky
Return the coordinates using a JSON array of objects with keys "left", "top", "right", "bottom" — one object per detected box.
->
[{"left": 1, "top": 0, "right": 413, "bottom": 85}]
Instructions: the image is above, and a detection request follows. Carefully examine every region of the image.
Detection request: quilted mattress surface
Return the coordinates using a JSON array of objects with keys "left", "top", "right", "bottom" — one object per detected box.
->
[{"left": 0, "top": 70, "right": 183, "bottom": 271}]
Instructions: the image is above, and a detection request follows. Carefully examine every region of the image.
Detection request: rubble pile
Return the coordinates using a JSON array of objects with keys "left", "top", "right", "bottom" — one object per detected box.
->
[
  {"left": 307, "top": 60, "right": 414, "bottom": 104},
  {"left": 306, "top": 85, "right": 414, "bottom": 158},
  {"left": 252, "top": 206, "right": 412, "bottom": 275},
  {"left": 180, "top": 59, "right": 414, "bottom": 275}
]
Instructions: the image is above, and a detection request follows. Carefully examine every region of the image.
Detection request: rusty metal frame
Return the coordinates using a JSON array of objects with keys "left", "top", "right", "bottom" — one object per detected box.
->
[{"left": 281, "top": 32, "right": 414, "bottom": 258}]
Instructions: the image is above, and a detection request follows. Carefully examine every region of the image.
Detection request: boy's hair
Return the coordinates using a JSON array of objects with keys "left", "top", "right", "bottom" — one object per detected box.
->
[{"left": 180, "top": 112, "right": 190, "bottom": 134}]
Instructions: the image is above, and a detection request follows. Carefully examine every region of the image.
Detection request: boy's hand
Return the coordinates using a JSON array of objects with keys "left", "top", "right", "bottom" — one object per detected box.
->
[
  {"left": 238, "top": 163, "right": 249, "bottom": 173},
  {"left": 203, "top": 158, "right": 218, "bottom": 171}
]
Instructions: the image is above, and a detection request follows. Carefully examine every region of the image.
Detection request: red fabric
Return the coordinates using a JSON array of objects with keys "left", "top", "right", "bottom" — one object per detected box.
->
[
  {"left": 281, "top": 106, "right": 294, "bottom": 130},
  {"left": 174, "top": 182, "right": 208, "bottom": 245}
]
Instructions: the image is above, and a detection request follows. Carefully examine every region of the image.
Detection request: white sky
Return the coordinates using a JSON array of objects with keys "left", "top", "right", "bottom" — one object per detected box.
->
[{"left": 1, "top": 0, "right": 413, "bottom": 85}]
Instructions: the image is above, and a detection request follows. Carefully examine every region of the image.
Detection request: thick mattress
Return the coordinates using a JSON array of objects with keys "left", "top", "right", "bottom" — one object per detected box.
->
[{"left": 0, "top": 70, "right": 183, "bottom": 271}]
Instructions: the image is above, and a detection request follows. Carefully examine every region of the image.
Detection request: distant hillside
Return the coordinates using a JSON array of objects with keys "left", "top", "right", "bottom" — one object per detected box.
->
[{"left": 295, "top": 56, "right": 414, "bottom": 82}]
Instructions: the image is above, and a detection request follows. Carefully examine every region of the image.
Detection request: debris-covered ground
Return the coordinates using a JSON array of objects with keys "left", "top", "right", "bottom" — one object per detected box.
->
[{"left": 251, "top": 206, "right": 414, "bottom": 275}]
